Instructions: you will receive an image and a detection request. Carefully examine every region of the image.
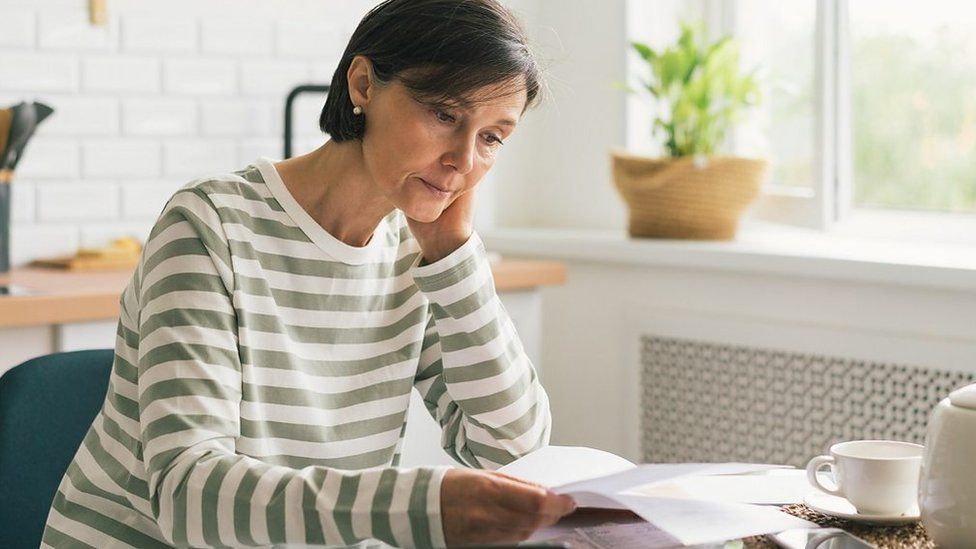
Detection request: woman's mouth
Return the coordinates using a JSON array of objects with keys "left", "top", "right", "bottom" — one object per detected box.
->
[{"left": 418, "top": 177, "right": 451, "bottom": 199}]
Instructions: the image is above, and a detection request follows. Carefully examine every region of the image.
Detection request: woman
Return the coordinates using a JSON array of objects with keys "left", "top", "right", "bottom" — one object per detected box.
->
[{"left": 42, "top": 0, "right": 575, "bottom": 547}]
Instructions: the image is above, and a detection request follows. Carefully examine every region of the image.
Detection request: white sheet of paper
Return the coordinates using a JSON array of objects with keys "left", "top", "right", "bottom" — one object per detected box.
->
[
  {"left": 627, "top": 469, "right": 811, "bottom": 505},
  {"left": 497, "top": 445, "right": 636, "bottom": 488},
  {"left": 555, "top": 462, "right": 788, "bottom": 497},
  {"left": 612, "top": 493, "right": 813, "bottom": 546},
  {"left": 500, "top": 446, "right": 813, "bottom": 546}
]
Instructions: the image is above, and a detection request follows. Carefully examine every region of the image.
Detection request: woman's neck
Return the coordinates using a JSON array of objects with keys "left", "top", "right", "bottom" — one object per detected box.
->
[{"left": 275, "top": 140, "right": 395, "bottom": 247}]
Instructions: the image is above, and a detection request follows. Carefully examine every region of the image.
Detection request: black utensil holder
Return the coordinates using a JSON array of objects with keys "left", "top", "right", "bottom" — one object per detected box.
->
[{"left": 0, "top": 182, "right": 10, "bottom": 274}]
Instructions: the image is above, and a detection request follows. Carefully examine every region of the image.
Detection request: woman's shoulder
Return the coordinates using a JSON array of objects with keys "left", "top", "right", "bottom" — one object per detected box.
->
[
  {"left": 174, "top": 163, "right": 268, "bottom": 203},
  {"left": 145, "top": 162, "right": 276, "bottom": 247},
  {"left": 156, "top": 161, "right": 279, "bottom": 222}
]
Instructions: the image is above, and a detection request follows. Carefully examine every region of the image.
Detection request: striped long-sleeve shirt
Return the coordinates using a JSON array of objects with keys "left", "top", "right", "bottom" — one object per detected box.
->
[{"left": 41, "top": 158, "right": 552, "bottom": 549}]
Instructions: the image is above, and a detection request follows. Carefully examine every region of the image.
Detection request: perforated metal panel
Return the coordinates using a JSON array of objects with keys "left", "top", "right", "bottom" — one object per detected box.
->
[{"left": 641, "top": 335, "right": 976, "bottom": 467}]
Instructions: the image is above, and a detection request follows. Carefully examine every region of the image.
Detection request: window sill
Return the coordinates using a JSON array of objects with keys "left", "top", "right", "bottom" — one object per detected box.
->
[{"left": 481, "top": 220, "right": 976, "bottom": 292}]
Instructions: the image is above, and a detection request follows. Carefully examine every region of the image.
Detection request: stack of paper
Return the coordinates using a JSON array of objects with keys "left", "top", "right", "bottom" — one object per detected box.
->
[{"left": 498, "top": 446, "right": 814, "bottom": 546}]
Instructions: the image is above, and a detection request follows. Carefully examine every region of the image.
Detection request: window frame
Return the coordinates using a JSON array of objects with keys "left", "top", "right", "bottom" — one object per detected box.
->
[
  {"left": 704, "top": 0, "right": 976, "bottom": 240},
  {"left": 707, "top": 0, "right": 846, "bottom": 230}
]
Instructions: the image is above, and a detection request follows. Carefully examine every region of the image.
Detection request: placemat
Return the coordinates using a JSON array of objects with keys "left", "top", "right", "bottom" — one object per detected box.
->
[{"left": 744, "top": 504, "right": 934, "bottom": 548}]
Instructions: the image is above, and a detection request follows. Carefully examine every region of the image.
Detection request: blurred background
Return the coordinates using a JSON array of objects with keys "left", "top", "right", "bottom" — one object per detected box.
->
[{"left": 1, "top": 0, "right": 975, "bottom": 466}]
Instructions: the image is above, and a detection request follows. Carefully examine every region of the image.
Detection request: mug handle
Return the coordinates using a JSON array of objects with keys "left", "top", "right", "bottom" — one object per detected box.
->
[{"left": 806, "top": 455, "right": 843, "bottom": 497}]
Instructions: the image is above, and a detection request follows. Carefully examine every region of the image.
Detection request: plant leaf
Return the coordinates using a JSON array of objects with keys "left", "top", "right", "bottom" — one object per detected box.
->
[
  {"left": 631, "top": 41, "right": 656, "bottom": 62},
  {"left": 625, "top": 19, "right": 763, "bottom": 156}
]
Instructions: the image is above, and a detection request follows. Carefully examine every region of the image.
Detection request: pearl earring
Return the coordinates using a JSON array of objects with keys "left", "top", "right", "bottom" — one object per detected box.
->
[{"left": 352, "top": 105, "right": 363, "bottom": 115}]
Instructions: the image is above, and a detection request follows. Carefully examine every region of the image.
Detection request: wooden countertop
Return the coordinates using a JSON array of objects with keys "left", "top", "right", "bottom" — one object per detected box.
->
[{"left": 0, "top": 259, "right": 567, "bottom": 329}]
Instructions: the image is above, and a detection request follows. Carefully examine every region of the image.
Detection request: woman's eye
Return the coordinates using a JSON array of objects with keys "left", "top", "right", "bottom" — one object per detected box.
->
[
  {"left": 483, "top": 133, "right": 504, "bottom": 146},
  {"left": 434, "top": 110, "right": 456, "bottom": 123}
]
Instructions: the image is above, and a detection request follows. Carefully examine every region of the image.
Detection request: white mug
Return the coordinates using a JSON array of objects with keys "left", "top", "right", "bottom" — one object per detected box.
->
[{"left": 806, "top": 440, "right": 924, "bottom": 515}]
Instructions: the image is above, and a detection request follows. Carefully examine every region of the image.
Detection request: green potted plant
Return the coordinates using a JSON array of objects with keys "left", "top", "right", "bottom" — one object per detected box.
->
[{"left": 613, "top": 22, "right": 767, "bottom": 240}]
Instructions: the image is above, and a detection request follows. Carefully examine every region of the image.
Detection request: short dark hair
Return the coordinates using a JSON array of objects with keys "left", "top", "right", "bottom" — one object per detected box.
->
[{"left": 320, "top": 0, "right": 543, "bottom": 141}]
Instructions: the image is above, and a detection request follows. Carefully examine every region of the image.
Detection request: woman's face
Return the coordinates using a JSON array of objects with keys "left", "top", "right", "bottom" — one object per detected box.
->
[{"left": 355, "top": 64, "right": 527, "bottom": 223}]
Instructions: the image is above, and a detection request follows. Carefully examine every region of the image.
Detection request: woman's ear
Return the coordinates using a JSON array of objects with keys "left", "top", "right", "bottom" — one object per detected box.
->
[{"left": 346, "top": 56, "right": 374, "bottom": 109}]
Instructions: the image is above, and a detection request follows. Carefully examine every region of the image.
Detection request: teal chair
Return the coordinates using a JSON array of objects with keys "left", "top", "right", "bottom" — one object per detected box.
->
[{"left": 0, "top": 349, "right": 113, "bottom": 548}]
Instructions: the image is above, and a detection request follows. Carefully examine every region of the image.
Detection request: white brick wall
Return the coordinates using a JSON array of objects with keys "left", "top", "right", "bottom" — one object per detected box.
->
[
  {"left": 39, "top": 10, "right": 119, "bottom": 51},
  {"left": 83, "top": 55, "right": 161, "bottom": 93},
  {"left": 0, "top": 52, "right": 79, "bottom": 92},
  {"left": 82, "top": 140, "right": 160, "bottom": 177},
  {"left": 35, "top": 96, "right": 120, "bottom": 136},
  {"left": 123, "top": 99, "right": 197, "bottom": 136},
  {"left": 0, "top": 9, "right": 35, "bottom": 48},
  {"left": 163, "top": 58, "right": 237, "bottom": 95},
  {"left": 37, "top": 182, "right": 119, "bottom": 221},
  {"left": 1, "top": 0, "right": 369, "bottom": 266},
  {"left": 122, "top": 17, "right": 198, "bottom": 53}
]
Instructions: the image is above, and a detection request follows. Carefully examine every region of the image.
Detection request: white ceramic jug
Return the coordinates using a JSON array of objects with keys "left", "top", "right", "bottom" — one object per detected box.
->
[{"left": 919, "top": 383, "right": 976, "bottom": 548}]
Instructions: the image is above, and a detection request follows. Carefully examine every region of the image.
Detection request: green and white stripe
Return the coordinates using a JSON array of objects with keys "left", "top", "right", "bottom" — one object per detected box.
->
[{"left": 41, "top": 158, "right": 551, "bottom": 548}]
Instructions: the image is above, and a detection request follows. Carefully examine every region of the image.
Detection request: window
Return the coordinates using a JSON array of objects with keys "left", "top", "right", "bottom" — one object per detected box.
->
[
  {"left": 734, "top": 1, "right": 817, "bottom": 192},
  {"left": 693, "top": 0, "right": 976, "bottom": 234},
  {"left": 849, "top": 0, "right": 976, "bottom": 214}
]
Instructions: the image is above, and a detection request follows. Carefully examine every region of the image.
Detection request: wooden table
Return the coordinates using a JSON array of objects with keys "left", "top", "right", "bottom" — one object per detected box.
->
[{"left": 0, "top": 268, "right": 133, "bottom": 328}]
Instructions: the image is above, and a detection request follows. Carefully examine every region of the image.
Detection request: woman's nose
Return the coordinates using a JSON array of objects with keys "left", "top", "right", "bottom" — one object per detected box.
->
[{"left": 442, "top": 135, "right": 476, "bottom": 175}]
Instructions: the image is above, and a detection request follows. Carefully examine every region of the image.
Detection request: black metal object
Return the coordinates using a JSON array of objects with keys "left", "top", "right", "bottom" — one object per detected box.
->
[
  {"left": 283, "top": 84, "right": 330, "bottom": 159},
  {"left": 1, "top": 102, "right": 54, "bottom": 171},
  {"left": 0, "top": 101, "right": 54, "bottom": 274},
  {"left": 0, "top": 183, "right": 9, "bottom": 274}
]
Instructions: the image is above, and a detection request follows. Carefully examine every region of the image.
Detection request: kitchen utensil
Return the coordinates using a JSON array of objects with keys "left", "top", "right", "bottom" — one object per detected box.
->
[
  {"left": 10, "top": 102, "right": 53, "bottom": 173},
  {"left": 0, "top": 108, "right": 13, "bottom": 168},
  {"left": 2, "top": 101, "right": 54, "bottom": 172},
  {"left": 0, "top": 183, "right": 9, "bottom": 272},
  {"left": 1, "top": 102, "right": 30, "bottom": 171},
  {"left": 0, "top": 101, "right": 54, "bottom": 272}
]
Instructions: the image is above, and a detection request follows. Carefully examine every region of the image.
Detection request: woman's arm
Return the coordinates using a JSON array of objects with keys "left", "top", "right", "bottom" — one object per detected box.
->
[
  {"left": 136, "top": 189, "right": 447, "bottom": 548},
  {"left": 411, "top": 231, "right": 552, "bottom": 469}
]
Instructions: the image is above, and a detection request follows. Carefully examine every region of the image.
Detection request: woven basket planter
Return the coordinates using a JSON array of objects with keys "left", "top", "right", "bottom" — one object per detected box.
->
[{"left": 611, "top": 151, "right": 768, "bottom": 240}]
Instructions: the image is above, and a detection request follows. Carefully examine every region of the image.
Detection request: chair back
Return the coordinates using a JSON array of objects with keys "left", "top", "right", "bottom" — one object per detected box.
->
[{"left": 0, "top": 349, "right": 113, "bottom": 548}]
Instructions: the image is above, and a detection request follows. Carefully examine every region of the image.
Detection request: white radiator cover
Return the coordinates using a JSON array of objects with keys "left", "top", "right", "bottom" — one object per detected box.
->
[{"left": 640, "top": 335, "right": 976, "bottom": 467}]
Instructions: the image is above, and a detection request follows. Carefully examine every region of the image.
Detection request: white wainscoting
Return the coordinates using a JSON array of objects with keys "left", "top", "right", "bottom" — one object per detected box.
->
[
  {"left": 484, "top": 251, "right": 976, "bottom": 463},
  {"left": 625, "top": 309, "right": 976, "bottom": 466}
]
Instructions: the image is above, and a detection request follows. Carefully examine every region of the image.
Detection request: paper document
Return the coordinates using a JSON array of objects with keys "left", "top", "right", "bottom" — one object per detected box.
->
[
  {"left": 629, "top": 468, "right": 811, "bottom": 505},
  {"left": 498, "top": 446, "right": 813, "bottom": 546},
  {"left": 534, "top": 520, "right": 716, "bottom": 549},
  {"left": 498, "top": 445, "right": 636, "bottom": 487}
]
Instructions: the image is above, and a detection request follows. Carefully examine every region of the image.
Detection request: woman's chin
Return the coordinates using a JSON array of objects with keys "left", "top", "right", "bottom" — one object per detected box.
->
[{"left": 402, "top": 205, "right": 444, "bottom": 224}]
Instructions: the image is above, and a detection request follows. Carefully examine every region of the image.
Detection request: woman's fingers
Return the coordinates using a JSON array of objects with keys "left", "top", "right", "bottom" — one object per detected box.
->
[
  {"left": 490, "top": 470, "right": 548, "bottom": 489},
  {"left": 490, "top": 473, "right": 577, "bottom": 518},
  {"left": 440, "top": 468, "right": 577, "bottom": 547}
]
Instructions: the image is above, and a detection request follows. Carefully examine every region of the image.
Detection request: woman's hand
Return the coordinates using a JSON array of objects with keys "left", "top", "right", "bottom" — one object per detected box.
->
[
  {"left": 440, "top": 467, "right": 577, "bottom": 547},
  {"left": 406, "top": 190, "right": 476, "bottom": 265}
]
